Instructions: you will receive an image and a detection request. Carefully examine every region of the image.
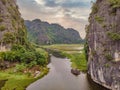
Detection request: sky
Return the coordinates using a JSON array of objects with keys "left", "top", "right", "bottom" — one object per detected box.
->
[{"left": 17, "top": 0, "right": 95, "bottom": 38}]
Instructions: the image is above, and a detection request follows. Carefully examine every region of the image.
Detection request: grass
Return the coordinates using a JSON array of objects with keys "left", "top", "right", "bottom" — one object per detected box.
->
[
  {"left": 42, "top": 44, "right": 83, "bottom": 53},
  {"left": 42, "top": 44, "right": 87, "bottom": 72},
  {"left": 0, "top": 48, "right": 49, "bottom": 90},
  {"left": 65, "top": 52, "right": 87, "bottom": 71},
  {"left": 0, "top": 67, "right": 49, "bottom": 90}
]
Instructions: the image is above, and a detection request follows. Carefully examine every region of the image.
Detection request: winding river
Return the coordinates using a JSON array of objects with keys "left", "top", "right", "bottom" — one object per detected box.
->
[{"left": 27, "top": 56, "right": 108, "bottom": 90}]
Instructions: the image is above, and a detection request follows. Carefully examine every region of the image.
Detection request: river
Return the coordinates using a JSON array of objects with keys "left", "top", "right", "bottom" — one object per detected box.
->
[{"left": 27, "top": 56, "right": 108, "bottom": 90}]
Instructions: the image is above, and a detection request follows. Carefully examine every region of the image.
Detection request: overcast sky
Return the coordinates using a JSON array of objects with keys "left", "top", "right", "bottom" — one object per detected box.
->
[{"left": 17, "top": 0, "right": 95, "bottom": 38}]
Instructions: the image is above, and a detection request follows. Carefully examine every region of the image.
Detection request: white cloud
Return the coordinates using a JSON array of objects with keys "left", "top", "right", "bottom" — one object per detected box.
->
[
  {"left": 17, "top": 0, "right": 94, "bottom": 38},
  {"left": 34, "top": 0, "right": 44, "bottom": 5}
]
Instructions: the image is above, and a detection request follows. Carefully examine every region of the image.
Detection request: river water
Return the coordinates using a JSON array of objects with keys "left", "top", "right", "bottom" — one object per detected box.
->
[{"left": 27, "top": 56, "right": 108, "bottom": 90}]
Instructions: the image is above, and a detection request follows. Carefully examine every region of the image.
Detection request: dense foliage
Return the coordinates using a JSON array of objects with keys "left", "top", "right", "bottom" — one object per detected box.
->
[
  {"left": 0, "top": 44, "right": 48, "bottom": 67},
  {"left": 107, "top": 31, "right": 120, "bottom": 40}
]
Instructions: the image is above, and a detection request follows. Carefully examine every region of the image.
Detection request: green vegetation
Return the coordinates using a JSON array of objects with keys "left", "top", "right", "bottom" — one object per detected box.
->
[
  {"left": 107, "top": 31, "right": 120, "bottom": 40},
  {"left": 105, "top": 53, "right": 113, "bottom": 61},
  {"left": 91, "top": 3, "right": 98, "bottom": 14},
  {"left": 43, "top": 44, "right": 87, "bottom": 72},
  {"left": 0, "top": 18, "right": 3, "bottom": 22},
  {"left": 3, "top": 32, "right": 15, "bottom": 44},
  {"left": 104, "top": 63, "right": 110, "bottom": 68},
  {"left": 108, "top": 0, "right": 120, "bottom": 9},
  {"left": 0, "top": 25, "right": 6, "bottom": 31},
  {"left": 0, "top": 46, "right": 49, "bottom": 90},
  {"left": 1, "top": 0, "right": 6, "bottom": 5},
  {"left": 65, "top": 52, "right": 87, "bottom": 71},
  {"left": 0, "top": 67, "right": 49, "bottom": 90},
  {"left": 95, "top": 16, "right": 104, "bottom": 24},
  {"left": 108, "top": 0, "right": 120, "bottom": 15},
  {"left": 0, "top": 0, "right": 50, "bottom": 90},
  {"left": 0, "top": 44, "right": 48, "bottom": 66}
]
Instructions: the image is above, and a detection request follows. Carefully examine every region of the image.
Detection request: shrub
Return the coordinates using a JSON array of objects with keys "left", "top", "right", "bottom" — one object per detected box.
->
[
  {"left": 109, "top": 0, "right": 120, "bottom": 9},
  {"left": 11, "top": 44, "right": 26, "bottom": 53},
  {"left": 108, "top": 0, "right": 120, "bottom": 15},
  {"left": 35, "top": 51, "right": 47, "bottom": 65},
  {"left": 28, "top": 61, "right": 37, "bottom": 68},
  {"left": 0, "top": 25, "right": 6, "bottom": 31},
  {"left": 1, "top": 0, "right": 6, "bottom": 5},
  {"left": 105, "top": 53, "right": 113, "bottom": 61},
  {"left": 3, "top": 32, "right": 15, "bottom": 44},
  {"left": 92, "top": 3, "right": 98, "bottom": 14},
  {"left": 20, "top": 52, "right": 36, "bottom": 63},
  {"left": 95, "top": 16, "right": 104, "bottom": 24},
  {"left": 107, "top": 31, "right": 120, "bottom": 40},
  {"left": 0, "top": 51, "right": 17, "bottom": 62},
  {"left": 0, "top": 18, "right": 3, "bottom": 22},
  {"left": 15, "top": 63, "right": 26, "bottom": 72}
]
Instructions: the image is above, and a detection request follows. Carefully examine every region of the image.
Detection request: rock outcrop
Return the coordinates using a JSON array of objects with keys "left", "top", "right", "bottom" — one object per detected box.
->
[
  {"left": 87, "top": 0, "right": 120, "bottom": 90},
  {"left": 71, "top": 69, "right": 80, "bottom": 76},
  {"left": 0, "top": 0, "right": 27, "bottom": 51},
  {"left": 25, "top": 19, "right": 83, "bottom": 44}
]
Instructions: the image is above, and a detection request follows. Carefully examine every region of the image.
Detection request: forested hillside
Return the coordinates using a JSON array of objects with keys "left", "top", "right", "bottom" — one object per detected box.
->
[{"left": 25, "top": 19, "right": 83, "bottom": 44}]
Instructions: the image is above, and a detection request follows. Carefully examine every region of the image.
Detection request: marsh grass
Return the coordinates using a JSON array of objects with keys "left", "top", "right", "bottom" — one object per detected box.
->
[{"left": 42, "top": 44, "right": 87, "bottom": 72}]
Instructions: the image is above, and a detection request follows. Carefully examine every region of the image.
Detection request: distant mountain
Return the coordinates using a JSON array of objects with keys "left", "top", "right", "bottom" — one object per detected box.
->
[{"left": 25, "top": 19, "right": 83, "bottom": 44}]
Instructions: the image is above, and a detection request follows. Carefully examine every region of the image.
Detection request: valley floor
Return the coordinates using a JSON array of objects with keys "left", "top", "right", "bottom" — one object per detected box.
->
[
  {"left": 0, "top": 44, "right": 87, "bottom": 90},
  {"left": 42, "top": 44, "right": 87, "bottom": 72}
]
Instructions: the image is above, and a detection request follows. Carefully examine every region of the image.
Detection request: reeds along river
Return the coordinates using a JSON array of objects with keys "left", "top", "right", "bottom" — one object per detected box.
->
[{"left": 26, "top": 56, "right": 109, "bottom": 90}]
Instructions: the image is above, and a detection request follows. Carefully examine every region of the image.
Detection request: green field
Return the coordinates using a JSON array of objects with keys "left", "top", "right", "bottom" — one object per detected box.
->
[{"left": 42, "top": 44, "right": 87, "bottom": 72}]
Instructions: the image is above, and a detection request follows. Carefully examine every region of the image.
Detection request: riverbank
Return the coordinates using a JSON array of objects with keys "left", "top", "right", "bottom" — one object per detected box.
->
[
  {"left": 0, "top": 48, "right": 49, "bottom": 90},
  {"left": 27, "top": 55, "right": 108, "bottom": 90},
  {"left": 0, "top": 67, "right": 49, "bottom": 90},
  {"left": 42, "top": 44, "right": 87, "bottom": 72}
]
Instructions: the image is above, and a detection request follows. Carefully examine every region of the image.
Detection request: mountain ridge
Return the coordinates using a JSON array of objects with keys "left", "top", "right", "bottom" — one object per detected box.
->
[{"left": 25, "top": 19, "right": 83, "bottom": 45}]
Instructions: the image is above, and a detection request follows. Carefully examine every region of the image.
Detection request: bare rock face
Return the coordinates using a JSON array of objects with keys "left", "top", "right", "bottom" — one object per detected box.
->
[
  {"left": 0, "top": 0, "right": 27, "bottom": 51},
  {"left": 87, "top": 0, "right": 120, "bottom": 89}
]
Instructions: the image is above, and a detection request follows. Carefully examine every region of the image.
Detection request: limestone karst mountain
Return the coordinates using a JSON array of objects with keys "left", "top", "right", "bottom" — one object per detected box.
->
[
  {"left": 25, "top": 19, "right": 83, "bottom": 45},
  {"left": 86, "top": 0, "right": 120, "bottom": 89},
  {"left": 0, "top": 0, "right": 28, "bottom": 51}
]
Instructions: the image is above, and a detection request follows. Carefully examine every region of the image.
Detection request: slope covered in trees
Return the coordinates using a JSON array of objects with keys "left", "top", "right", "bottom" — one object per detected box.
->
[{"left": 25, "top": 19, "right": 83, "bottom": 45}]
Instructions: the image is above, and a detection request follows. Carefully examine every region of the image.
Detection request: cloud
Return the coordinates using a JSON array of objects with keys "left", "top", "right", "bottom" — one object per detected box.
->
[{"left": 17, "top": 0, "right": 95, "bottom": 38}]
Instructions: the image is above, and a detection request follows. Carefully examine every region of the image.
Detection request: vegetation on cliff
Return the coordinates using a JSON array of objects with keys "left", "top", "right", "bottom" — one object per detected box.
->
[
  {"left": 0, "top": 0, "right": 49, "bottom": 89},
  {"left": 86, "top": 0, "right": 120, "bottom": 89}
]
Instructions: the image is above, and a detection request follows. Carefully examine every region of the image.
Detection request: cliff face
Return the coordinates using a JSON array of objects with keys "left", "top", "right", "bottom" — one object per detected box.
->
[
  {"left": 25, "top": 19, "right": 83, "bottom": 44},
  {"left": 87, "top": 0, "right": 120, "bottom": 89},
  {"left": 0, "top": 0, "right": 27, "bottom": 51}
]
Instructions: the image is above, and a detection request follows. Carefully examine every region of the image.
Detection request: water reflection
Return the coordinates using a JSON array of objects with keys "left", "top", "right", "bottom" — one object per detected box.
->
[{"left": 27, "top": 56, "right": 108, "bottom": 90}]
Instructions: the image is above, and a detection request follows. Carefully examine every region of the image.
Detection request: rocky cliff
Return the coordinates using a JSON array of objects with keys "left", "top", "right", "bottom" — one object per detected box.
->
[
  {"left": 25, "top": 19, "right": 83, "bottom": 44},
  {"left": 0, "top": 0, "right": 27, "bottom": 51},
  {"left": 87, "top": 0, "right": 120, "bottom": 90}
]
